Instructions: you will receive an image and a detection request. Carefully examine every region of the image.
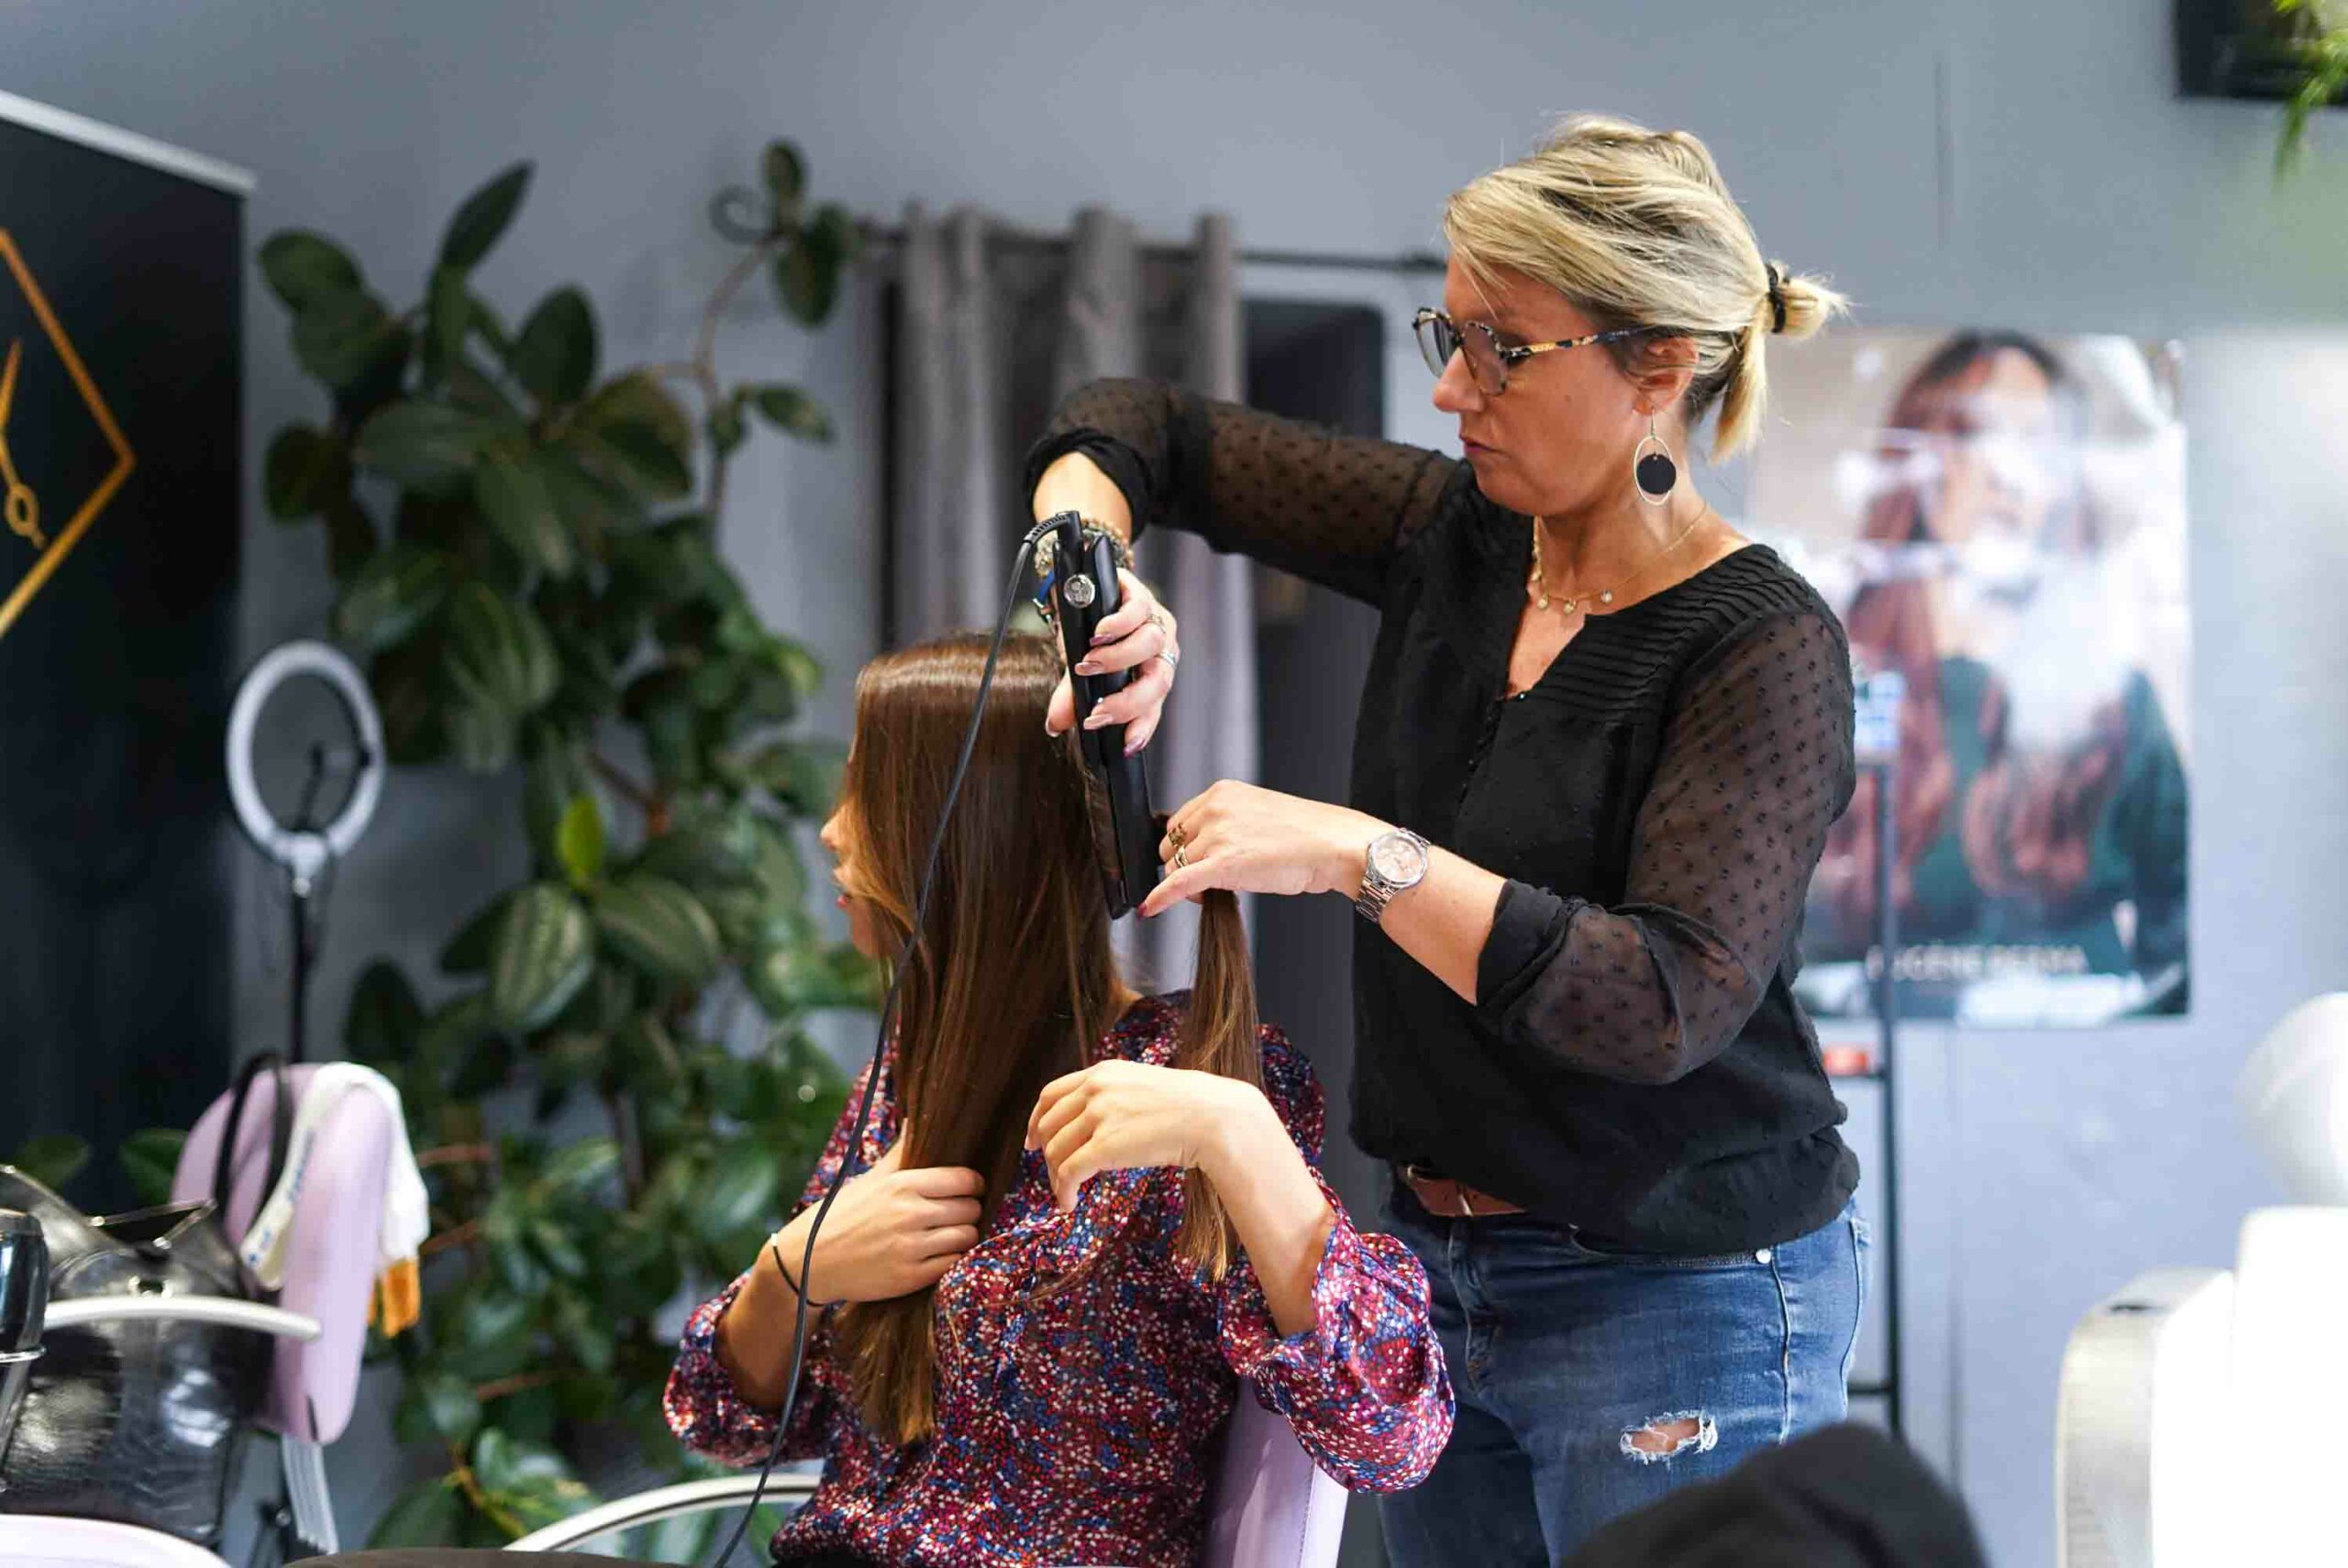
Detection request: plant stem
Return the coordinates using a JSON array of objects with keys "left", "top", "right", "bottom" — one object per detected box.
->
[
  {"left": 421, "top": 1219, "right": 485, "bottom": 1258},
  {"left": 417, "top": 1143, "right": 498, "bottom": 1169},
  {"left": 472, "top": 1369, "right": 563, "bottom": 1403},
  {"left": 589, "top": 750, "right": 660, "bottom": 818},
  {"left": 690, "top": 236, "right": 788, "bottom": 524}
]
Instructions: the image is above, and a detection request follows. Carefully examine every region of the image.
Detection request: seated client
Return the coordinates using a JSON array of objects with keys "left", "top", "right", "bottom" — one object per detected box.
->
[{"left": 663, "top": 632, "right": 1455, "bottom": 1568}]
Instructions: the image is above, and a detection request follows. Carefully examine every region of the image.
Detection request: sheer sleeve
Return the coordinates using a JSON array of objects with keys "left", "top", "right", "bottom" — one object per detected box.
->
[
  {"left": 1024, "top": 377, "right": 1460, "bottom": 607},
  {"left": 1474, "top": 612, "right": 1857, "bottom": 1084},
  {"left": 1204, "top": 1032, "right": 1453, "bottom": 1492},
  {"left": 663, "top": 1053, "right": 896, "bottom": 1465}
]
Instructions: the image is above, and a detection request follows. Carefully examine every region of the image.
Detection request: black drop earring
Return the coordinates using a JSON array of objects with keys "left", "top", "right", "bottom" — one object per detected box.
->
[{"left": 1634, "top": 417, "right": 1677, "bottom": 505}]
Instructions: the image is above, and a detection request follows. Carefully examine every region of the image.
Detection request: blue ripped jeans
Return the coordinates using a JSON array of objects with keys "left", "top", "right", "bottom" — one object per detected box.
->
[{"left": 1378, "top": 1184, "right": 1866, "bottom": 1565}]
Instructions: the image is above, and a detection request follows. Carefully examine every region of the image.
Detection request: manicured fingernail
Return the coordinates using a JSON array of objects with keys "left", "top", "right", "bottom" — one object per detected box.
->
[
  {"left": 1082, "top": 710, "right": 1112, "bottom": 729},
  {"left": 1124, "top": 735, "right": 1145, "bottom": 756},
  {"left": 1073, "top": 660, "right": 1102, "bottom": 676},
  {"left": 1090, "top": 629, "right": 1112, "bottom": 645}
]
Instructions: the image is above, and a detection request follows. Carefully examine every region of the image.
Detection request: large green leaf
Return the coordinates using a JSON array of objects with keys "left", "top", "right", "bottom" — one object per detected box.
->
[
  {"left": 356, "top": 401, "right": 503, "bottom": 494},
  {"left": 471, "top": 1429, "right": 599, "bottom": 1534},
  {"left": 293, "top": 290, "right": 401, "bottom": 391},
  {"left": 447, "top": 1285, "right": 537, "bottom": 1381},
  {"left": 440, "top": 889, "right": 513, "bottom": 975},
  {"left": 631, "top": 818, "right": 759, "bottom": 894},
  {"left": 472, "top": 449, "right": 574, "bottom": 579},
  {"left": 565, "top": 375, "right": 693, "bottom": 500},
  {"left": 334, "top": 543, "right": 454, "bottom": 653},
  {"left": 443, "top": 581, "right": 559, "bottom": 716},
  {"left": 593, "top": 875, "right": 723, "bottom": 986},
  {"left": 537, "top": 449, "right": 639, "bottom": 557},
  {"left": 119, "top": 1128, "right": 188, "bottom": 1207},
  {"left": 773, "top": 203, "right": 856, "bottom": 325},
  {"left": 448, "top": 699, "right": 518, "bottom": 773},
  {"left": 537, "top": 1136, "right": 620, "bottom": 1195},
  {"left": 416, "top": 990, "right": 500, "bottom": 1088},
  {"left": 595, "top": 423, "right": 692, "bottom": 499},
  {"left": 439, "top": 162, "right": 533, "bottom": 272},
  {"left": 424, "top": 264, "right": 471, "bottom": 383},
  {"left": 368, "top": 1475, "right": 467, "bottom": 1549},
  {"left": 393, "top": 1371, "right": 482, "bottom": 1448},
  {"left": 488, "top": 882, "right": 595, "bottom": 1032},
  {"left": 749, "top": 384, "right": 833, "bottom": 443},
  {"left": 741, "top": 738, "right": 844, "bottom": 817},
  {"left": 323, "top": 495, "right": 378, "bottom": 580},
  {"left": 691, "top": 1140, "right": 783, "bottom": 1244},
  {"left": 8, "top": 1132, "right": 90, "bottom": 1191},
  {"left": 510, "top": 287, "right": 597, "bottom": 406},
  {"left": 750, "top": 940, "right": 882, "bottom": 1017},
  {"left": 260, "top": 230, "right": 363, "bottom": 311},
  {"left": 263, "top": 425, "right": 354, "bottom": 520},
  {"left": 346, "top": 960, "right": 424, "bottom": 1062}
]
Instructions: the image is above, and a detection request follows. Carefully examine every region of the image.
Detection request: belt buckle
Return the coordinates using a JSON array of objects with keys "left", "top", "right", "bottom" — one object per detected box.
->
[{"left": 1401, "top": 1162, "right": 1478, "bottom": 1220}]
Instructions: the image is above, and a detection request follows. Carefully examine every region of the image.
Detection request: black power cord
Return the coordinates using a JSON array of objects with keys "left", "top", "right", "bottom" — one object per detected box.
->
[{"left": 703, "top": 517, "right": 1065, "bottom": 1567}]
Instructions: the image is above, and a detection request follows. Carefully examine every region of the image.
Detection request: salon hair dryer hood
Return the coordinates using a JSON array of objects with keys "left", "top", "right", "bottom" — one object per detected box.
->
[{"left": 0, "top": 1209, "right": 46, "bottom": 1478}]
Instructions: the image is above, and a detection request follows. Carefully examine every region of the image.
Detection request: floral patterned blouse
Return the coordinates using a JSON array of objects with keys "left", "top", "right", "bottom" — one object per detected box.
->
[{"left": 664, "top": 993, "right": 1453, "bottom": 1567}]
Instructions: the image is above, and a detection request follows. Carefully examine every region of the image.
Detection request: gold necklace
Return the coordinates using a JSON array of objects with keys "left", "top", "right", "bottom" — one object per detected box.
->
[{"left": 1529, "top": 510, "right": 1707, "bottom": 615}]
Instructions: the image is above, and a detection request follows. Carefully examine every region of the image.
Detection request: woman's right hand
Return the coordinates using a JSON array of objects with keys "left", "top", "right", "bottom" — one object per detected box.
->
[
  {"left": 1033, "top": 451, "right": 1180, "bottom": 754},
  {"left": 775, "top": 1143, "right": 986, "bottom": 1305}
]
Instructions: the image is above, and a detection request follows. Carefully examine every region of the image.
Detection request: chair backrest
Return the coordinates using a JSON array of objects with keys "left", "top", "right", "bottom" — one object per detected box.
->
[
  {"left": 1202, "top": 1392, "right": 1347, "bottom": 1568},
  {"left": 169, "top": 1064, "right": 394, "bottom": 1444}
]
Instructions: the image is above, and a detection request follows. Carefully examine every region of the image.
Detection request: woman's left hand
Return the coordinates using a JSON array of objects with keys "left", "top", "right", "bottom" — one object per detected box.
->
[
  {"left": 1025, "top": 1060, "right": 1265, "bottom": 1213},
  {"left": 1140, "top": 780, "right": 1385, "bottom": 919}
]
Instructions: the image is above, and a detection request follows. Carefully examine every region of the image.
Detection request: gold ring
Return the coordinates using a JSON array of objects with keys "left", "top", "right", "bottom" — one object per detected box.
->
[{"left": 1174, "top": 843, "right": 1190, "bottom": 869}]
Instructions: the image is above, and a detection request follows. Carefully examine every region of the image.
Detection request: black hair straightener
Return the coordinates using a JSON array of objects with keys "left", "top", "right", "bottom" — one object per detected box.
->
[{"left": 1034, "top": 509, "right": 1163, "bottom": 919}]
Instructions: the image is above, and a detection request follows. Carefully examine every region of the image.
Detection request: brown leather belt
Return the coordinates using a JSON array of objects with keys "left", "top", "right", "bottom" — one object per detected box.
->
[{"left": 1398, "top": 1163, "right": 1525, "bottom": 1218}]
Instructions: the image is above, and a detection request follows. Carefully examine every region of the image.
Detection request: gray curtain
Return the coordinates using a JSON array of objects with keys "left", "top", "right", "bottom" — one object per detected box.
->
[{"left": 889, "top": 204, "right": 1255, "bottom": 988}]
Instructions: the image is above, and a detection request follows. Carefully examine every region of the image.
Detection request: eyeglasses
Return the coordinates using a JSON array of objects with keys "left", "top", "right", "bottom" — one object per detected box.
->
[{"left": 1412, "top": 307, "right": 1671, "bottom": 396}]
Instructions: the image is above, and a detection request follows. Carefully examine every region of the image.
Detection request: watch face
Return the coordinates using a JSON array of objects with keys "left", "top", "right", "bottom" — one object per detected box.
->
[{"left": 1370, "top": 833, "right": 1428, "bottom": 886}]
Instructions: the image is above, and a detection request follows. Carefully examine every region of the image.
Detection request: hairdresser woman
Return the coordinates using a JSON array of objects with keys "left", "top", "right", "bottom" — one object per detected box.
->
[{"left": 1025, "top": 116, "right": 1866, "bottom": 1563}]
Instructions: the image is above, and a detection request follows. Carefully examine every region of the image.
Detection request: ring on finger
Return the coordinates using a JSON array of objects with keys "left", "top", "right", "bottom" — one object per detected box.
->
[
  {"left": 1173, "top": 841, "right": 1190, "bottom": 869},
  {"left": 1157, "top": 646, "right": 1180, "bottom": 675}
]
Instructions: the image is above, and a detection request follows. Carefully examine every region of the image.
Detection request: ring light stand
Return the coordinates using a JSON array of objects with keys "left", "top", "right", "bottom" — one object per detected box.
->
[{"left": 226, "top": 641, "right": 384, "bottom": 1063}]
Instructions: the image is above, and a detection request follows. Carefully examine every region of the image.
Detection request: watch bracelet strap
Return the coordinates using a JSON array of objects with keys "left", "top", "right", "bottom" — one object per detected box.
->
[{"left": 1354, "top": 828, "right": 1427, "bottom": 923}]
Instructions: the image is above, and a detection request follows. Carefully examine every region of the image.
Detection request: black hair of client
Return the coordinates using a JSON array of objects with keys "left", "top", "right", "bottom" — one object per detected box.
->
[{"left": 826, "top": 631, "right": 1260, "bottom": 1445}]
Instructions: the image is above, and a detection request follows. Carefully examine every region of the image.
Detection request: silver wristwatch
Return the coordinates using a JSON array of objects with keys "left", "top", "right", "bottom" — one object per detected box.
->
[{"left": 1354, "top": 828, "right": 1431, "bottom": 923}]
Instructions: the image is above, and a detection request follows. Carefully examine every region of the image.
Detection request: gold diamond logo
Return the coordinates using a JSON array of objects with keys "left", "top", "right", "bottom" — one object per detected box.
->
[{"left": 0, "top": 229, "right": 137, "bottom": 638}]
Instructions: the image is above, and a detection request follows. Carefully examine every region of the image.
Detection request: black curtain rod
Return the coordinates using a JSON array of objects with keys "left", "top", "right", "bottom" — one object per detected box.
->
[{"left": 852, "top": 219, "right": 1447, "bottom": 275}]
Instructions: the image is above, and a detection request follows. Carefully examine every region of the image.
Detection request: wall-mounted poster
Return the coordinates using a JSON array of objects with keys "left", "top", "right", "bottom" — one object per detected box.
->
[
  {"left": 1749, "top": 331, "right": 2190, "bottom": 1027},
  {"left": 0, "top": 91, "right": 249, "bottom": 1205}
]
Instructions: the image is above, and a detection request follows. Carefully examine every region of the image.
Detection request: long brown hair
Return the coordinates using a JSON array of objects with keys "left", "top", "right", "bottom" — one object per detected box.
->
[
  {"left": 1825, "top": 333, "right": 2120, "bottom": 931},
  {"left": 826, "top": 632, "right": 1261, "bottom": 1445}
]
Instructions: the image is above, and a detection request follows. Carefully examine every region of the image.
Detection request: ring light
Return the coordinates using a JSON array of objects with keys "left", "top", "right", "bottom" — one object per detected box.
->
[{"left": 225, "top": 640, "right": 384, "bottom": 886}]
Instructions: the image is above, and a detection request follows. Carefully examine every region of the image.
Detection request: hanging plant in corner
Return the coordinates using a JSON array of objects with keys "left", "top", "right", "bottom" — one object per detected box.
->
[{"left": 258, "top": 143, "right": 875, "bottom": 1550}]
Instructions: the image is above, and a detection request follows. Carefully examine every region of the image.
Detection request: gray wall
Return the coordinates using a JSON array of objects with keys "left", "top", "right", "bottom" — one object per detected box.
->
[{"left": 11, "top": 3, "right": 2347, "bottom": 1563}]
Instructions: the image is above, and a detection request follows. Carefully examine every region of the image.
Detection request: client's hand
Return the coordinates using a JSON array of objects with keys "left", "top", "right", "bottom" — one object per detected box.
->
[
  {"left": 1024, "top": 1060, "right": 1258, "bottom": 1213},
  {"left": 1044, "top": 567, "right": 1180, "bottom": 755},
  {"left": 777, "top": 1143, "right": 987, "bottom": 1305}
]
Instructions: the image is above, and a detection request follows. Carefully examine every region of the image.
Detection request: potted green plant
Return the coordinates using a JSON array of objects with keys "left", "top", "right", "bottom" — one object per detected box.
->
[{"left": 254, "top": 142, "right": 875, "bottom": 1549}]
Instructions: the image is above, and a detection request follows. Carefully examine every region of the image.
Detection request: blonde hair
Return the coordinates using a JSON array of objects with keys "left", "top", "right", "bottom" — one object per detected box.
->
[{"left": 1442, "top": 115, "right": 1847, "bottom": 459}]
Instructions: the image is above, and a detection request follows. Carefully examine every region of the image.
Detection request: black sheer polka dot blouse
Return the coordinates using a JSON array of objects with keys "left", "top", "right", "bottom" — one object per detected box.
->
[{"left": 1026, "top": 380, "right": 1861, "bottom": 1254}]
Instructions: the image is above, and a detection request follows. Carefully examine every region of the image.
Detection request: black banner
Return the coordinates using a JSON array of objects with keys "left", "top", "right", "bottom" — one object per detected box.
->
[{"left": 0, "top": 107, "right": 243, "bottom": 1207}]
